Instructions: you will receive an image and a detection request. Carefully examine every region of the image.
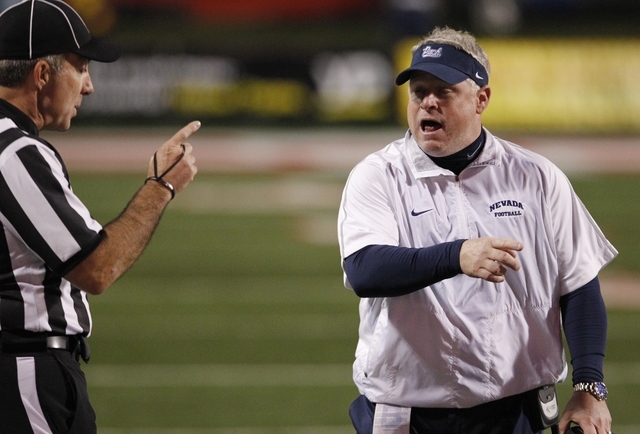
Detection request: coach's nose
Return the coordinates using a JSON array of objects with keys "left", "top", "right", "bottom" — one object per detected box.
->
[{"left": 420, "top": 93, "right": 438, "bottom": 111}]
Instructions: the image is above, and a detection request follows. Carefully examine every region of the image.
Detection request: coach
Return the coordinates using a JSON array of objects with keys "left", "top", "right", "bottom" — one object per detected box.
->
[
  {"left": 338, "top": 27, "right": 616, "bottom": 434},
  {"left": 0, "top": 1, "right": 198, "bottom": 433}
]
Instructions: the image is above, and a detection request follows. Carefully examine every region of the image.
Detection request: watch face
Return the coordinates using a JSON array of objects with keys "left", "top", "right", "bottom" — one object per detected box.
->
[{"left": 594, "top": 382, "right": 608, "bottom": 399}]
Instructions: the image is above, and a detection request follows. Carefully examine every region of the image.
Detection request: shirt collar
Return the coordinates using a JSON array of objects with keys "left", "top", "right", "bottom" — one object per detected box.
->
[
  {"left": 0, "top": 98, "right": 39, "bottom": 136},
  {"left": 406, "top": 127, "right": 501, "bottom": 179}
]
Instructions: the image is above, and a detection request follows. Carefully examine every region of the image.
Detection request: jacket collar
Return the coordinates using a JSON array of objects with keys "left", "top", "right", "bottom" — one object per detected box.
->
[{"left": 407, "top": 127, "right": 501, "bottom": 179}]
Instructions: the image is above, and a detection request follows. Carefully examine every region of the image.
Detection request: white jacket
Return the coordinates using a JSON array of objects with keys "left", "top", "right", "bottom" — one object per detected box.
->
[{"left": 338, "top": 129, "right": 617, "bottom": 408}]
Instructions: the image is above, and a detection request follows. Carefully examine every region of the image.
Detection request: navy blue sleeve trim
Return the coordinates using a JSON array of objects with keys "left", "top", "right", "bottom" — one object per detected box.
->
[
  {"left": 343, "top": 241, "right": 465, "bottom": 298},
  {"left": 560, "top": 276, "right": 607, "bottom": 384}
]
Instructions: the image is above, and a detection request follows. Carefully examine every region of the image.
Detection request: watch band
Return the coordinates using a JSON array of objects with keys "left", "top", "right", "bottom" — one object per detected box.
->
[{"left": 573, "top": 382, "right": 608, "bottom": 401}]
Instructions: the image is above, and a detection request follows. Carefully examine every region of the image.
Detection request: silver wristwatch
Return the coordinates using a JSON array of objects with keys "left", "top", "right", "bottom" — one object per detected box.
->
[{"left": 573, "top": 382, "right": 608, "bottom": 401}]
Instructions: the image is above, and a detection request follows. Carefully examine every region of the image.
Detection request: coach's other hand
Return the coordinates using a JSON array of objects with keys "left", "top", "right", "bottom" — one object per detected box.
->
[
  {"left": 147, "top": 121, "right": 200, "bottom": 195},
  {"left": 558, "top": 390, "right": 612, "bottom": 434},
  {"left": 460, "top": 237, "right": 523, "bottom": 283}
]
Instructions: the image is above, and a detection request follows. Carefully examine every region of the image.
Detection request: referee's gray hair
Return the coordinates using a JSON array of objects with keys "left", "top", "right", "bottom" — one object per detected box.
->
[
  {"left": 0, "top": 54, "right": 65, "bottom": 88},
  {"left": 414, "top": 27, "right": 491, "bottom": 79}
]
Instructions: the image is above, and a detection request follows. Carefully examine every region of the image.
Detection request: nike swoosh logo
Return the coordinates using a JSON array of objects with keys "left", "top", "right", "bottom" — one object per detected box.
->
[
  {"left": 475, "top": 72, "right": 483, "bottom": 80},
  {"left": 411, "top": 208, "right": 433, "bottom": 216},
  {"left": 467, "top": 144, "right": 481, "bottom": 159}
]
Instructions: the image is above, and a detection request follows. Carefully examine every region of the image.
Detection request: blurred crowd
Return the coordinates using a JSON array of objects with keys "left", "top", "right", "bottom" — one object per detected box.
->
[
  {"left": 2, "top": 0, "right": 640, "bottom": 38},
  {"left": 3, "top": 0, "right": 638, "bottom": 127}
]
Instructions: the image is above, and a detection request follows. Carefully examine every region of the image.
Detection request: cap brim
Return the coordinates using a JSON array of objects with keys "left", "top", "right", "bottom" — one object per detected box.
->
[
  {"left": 395, "top": 64, "right": 469, "bottom": 86},
  {"left": 74, "top": 37, "right": 121, "bottom": 63}
]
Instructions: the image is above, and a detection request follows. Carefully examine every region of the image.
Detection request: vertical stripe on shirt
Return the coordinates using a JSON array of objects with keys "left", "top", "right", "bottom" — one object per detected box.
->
[
  {"left": 43, "top": 269, "right": 67, "bottom": 335},
  {"left": 71, "top": 287, "right": 91, "bottom": 334},
  {"left": 0, "top": 227, "right": 25, "bottom": 330},
  {"left": 16, "top": 357, "right": 54, "bottom": 434}
]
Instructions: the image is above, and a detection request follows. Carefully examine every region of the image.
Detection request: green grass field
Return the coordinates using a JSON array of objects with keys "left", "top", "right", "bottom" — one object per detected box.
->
[{"left": 69, "top": 171, "right": 640, "bottom": 433}]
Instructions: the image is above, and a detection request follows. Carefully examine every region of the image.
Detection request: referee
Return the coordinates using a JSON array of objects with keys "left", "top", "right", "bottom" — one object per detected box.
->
[{"left": 0, "top": 1, "right": 199, "bottom": 433}]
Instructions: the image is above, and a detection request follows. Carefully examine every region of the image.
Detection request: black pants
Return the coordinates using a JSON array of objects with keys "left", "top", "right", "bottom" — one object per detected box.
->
[
  {"left": 0, "top": 349, "right": 96, "bottom": 434},
  {"left": 350, "top": 393, "right": 544, "bottom": 434}
]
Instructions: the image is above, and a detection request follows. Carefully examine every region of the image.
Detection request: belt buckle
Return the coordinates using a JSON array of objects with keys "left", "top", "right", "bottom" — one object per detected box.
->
[
  {"left": 46, "top": 336, "right": 69, "bottom": 350},
  {"left": 46, "top": 336, "right": 90, "bottom": 363}
]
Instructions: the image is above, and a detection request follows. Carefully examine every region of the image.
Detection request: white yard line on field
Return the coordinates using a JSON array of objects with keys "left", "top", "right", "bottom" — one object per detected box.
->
[
  {"left": 99, "top": 427, "right": 355, "bottom": 434},
  {"left": 99, "top": 426, "right": 640, "bottom": 434},
  {"left": 85, "top": 362, "right": 640, "bottom": 388},
  {"left": 85, "top": 364, "right": 353, "bottom": 388}
]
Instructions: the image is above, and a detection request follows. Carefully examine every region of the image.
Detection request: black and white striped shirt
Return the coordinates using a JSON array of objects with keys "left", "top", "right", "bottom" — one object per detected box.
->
[{"left": 0, "top": 99, "right": 103, "bottom": 336}]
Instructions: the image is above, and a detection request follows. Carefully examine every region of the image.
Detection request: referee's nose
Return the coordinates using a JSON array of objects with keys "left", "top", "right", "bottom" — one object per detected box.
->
[{"left": 82, "top": 72, "right": 94, "bottom": 96}]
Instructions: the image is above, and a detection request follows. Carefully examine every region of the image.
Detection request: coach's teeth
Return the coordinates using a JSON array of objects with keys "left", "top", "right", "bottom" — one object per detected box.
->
[{"left": 421, "top": 120, "right": 441, "bottom": 132}]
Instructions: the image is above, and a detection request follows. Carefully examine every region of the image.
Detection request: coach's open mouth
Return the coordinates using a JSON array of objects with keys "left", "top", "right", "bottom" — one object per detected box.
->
[{"left": 421, "top": 119, "right": 442, "bottom": 132}]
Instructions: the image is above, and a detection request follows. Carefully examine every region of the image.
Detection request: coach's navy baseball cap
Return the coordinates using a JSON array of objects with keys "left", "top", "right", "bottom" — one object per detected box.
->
[
  {"left": 0, "top": 0, "right": 121, "bottom": 62},
  {"left": 395, "top": 43, "right": 488, "bottom": 87}
]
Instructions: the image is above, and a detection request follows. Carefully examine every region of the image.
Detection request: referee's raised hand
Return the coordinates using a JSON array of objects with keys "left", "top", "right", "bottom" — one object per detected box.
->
[{"left": 147, "top": 120, "right": 200, "bottom": 197}]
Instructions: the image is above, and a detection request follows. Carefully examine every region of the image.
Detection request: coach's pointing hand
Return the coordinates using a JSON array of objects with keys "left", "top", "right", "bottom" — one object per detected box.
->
[
  {"left": 147, "top": 121, "right": 200, "bottom": 197},
  {"left": 460, "top": 237, "right": 523, "bottom": 283}
]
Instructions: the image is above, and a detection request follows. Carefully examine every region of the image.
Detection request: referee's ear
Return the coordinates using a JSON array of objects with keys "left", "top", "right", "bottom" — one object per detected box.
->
[{"left": 33, "top": 60, "right": 53, "bottom": 92}]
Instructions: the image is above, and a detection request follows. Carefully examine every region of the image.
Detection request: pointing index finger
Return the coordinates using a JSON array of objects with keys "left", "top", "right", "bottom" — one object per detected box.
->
[{"left": 169, "top": 120, "right": 201, "bottom": 146}]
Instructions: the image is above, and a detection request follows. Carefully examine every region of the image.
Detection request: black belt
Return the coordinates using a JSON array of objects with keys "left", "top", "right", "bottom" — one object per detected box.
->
[{"left": 0, "top": 331, "right": 90, "bottom": 363}]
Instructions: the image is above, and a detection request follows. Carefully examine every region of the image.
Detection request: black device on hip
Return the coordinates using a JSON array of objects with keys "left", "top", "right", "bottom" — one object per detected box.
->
[{"left": 537, "top": 384, "right": 560, "bottom": 428}]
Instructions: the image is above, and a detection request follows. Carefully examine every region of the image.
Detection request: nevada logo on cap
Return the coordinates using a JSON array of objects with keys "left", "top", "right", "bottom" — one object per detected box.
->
[
  {"left": 422, "top": 46, "right": 443, "bottom": 58},
  {"left": 395, "top": 43, "right": 489, "bottom": 87}
]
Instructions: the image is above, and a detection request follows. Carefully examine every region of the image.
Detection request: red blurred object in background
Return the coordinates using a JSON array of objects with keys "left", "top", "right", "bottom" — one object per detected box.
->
[{"left": 107, "top": 0, "right": 377, "bottom": 22}]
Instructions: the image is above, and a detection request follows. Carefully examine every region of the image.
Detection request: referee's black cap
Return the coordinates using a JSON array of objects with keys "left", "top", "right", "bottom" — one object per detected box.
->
[{"left": 0, "top": 0, "right": 121, "bottom": 62}]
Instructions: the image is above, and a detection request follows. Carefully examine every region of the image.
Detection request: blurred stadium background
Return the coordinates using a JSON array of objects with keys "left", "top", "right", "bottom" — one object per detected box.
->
[{"left": 12, "top": 0, "right": 640, "bottom": 432}]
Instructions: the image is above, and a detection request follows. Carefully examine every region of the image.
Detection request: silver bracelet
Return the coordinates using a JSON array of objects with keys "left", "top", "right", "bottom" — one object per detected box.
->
[{"left": 145, "top": 176, "right": 175, "bottom": 200}]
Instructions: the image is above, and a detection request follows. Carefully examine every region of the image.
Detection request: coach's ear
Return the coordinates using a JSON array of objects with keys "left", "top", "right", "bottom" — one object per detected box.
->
[{"left": 477, "top": 85, "right": 490, "bottom": 114}]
